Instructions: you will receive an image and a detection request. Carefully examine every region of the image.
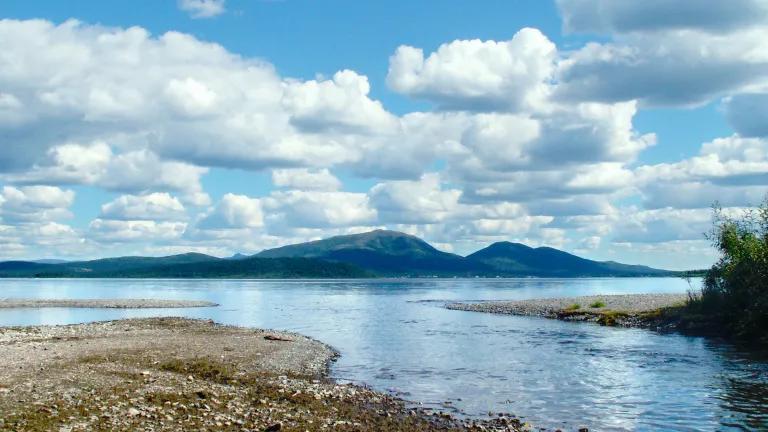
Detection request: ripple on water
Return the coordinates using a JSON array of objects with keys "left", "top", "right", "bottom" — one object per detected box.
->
[{"left": 1, "top": 278, "right": 767, "bottom": 431}]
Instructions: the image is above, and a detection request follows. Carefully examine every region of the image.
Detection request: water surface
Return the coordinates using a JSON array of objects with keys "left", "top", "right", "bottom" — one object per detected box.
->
[{"left": 1, "top": 278, "right": 766, "bottom": 431}]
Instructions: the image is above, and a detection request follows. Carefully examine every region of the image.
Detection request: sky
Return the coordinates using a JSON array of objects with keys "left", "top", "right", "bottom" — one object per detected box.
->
[{"left": 0, "top": 0, "right": 766, "bottom": 269}]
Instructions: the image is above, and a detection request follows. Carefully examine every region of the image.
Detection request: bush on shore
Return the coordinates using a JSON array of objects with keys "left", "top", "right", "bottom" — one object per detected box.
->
[{"left": 688, "top": 198, "right": 768, "bottom": 340}]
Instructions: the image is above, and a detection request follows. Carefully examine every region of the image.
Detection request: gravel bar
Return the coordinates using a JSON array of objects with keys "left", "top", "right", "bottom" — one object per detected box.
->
[
  {"left": 0, "top": 298, "right": 218, "bottom": 309},
  {"left": 447, "top": 293, "right": 689, "bottom": 325}
]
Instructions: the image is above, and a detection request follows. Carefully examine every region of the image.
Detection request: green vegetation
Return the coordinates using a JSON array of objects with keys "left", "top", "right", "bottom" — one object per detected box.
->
[
  {"left": 687, "top": 199, "right": 768, "bottom": 340},
  {"left": 566, "top": 303, "right": 581, "bottom": 311},
  {"left": 160, "top": 357, "right": 236, "bottom": 384},
  {"left": 589, "top": 300, "right": 606, "bottom": 308},
  {"left": 596, "top": 311, "right": 629, "bottom": 326}
]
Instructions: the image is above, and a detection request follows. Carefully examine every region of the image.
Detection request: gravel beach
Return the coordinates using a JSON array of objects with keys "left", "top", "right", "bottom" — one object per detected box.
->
[
  {"left": 0, "top": 318, "right": 527, "bottom": 431},
  {"left": 0, "top": 299, "right": 218, "bottom": 309},
  {"left": 447, "top": 293, "right": 689, "bottom": 327}
]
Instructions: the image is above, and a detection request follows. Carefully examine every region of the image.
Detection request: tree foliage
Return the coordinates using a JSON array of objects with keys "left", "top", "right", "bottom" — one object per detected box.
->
[{"left": 695, "top": 198, "right": 768, "bottom": 339}]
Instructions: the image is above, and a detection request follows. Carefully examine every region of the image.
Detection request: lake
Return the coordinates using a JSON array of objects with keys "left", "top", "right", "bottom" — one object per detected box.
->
[{"left": 1, "top": 277, "right": 766, "bottom": 431}]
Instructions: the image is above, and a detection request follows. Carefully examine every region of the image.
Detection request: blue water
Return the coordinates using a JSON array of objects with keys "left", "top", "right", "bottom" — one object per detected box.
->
[{"left": 1, "top": 278, "right": 766, "bottom": 431}]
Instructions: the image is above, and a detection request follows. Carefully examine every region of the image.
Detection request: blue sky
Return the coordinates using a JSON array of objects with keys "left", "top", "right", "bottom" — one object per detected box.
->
[{"left": 0, "top": 0, "right": 765, "bottom": 269}]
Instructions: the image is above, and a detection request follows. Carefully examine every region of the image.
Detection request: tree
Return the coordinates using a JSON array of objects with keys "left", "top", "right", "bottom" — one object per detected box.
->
[{"left": 696, "top": 198, "right": 768, "bottom": 339}]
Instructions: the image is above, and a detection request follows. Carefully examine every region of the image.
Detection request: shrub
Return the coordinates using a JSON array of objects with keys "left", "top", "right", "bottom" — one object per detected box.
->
[
  {"left": 691, "top": 198, "right": 768, "bottom": 339},
  {"left": 565, "top": 303, "right": 581, "bottom": 311},
  {"left": 589, "top": 300, "right": 606, "bottom": 308}
]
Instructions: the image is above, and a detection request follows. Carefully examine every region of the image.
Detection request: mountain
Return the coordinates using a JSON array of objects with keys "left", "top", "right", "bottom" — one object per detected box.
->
[
  {"left": 0, "top": 253, "right": 370, "bottom": 279},
  {"left": 466, "top": 241, "right": 670, "bottom": 277},
  {"left": 0, "top": 231, "right": 673, "bottom": 278},
  {"left": 257, "top": 229, "right": 486, "bottom": 276},
  {"left": 32, "top": 259, "right": 69, "bottom": 264}
]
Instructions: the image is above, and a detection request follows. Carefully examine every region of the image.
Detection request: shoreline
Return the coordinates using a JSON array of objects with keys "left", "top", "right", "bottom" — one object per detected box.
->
[
  {"left": 446, "top": 293, "right": 689, "bottom": 329},
  {"left": 0, "top": 318, "right": 527, "bottom": 431},
  {"left": 0, "top": 299, "right": 218, "bottom": 309}
]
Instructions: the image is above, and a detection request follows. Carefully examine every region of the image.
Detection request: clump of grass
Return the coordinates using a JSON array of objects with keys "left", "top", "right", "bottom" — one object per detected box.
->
[
  {"left": 597, "top": 311, "right": 629, "bottom": 326},
  {"left": 589, "top": 300, "right": 606, "bottom": 308},
  {"left": 565, "top": 303, "right": 581, "bottom": 311},
  {"left": 159, "top": 357, "right": 235, "bottom": 383}
]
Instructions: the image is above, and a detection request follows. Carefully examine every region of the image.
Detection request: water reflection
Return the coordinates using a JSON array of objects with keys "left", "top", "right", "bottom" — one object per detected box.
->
[{"left": 0, "top": 278, "right": 765, "bottom": 431}]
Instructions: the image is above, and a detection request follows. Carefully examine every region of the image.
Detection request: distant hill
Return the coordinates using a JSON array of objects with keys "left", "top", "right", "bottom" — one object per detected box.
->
[
  {"left": 466, "top": 241, "right": 670, "bottom": 277},
  {"left": 0, "top": 230, "right": 674, "bottom": 278},
  {"left": 0, "top": 253, "right": 370, "bottom": 279},
  {"left": 32, "top": 259, "right": 69, "bottom": 264},
  {"left": 257, "top": 229, "right": 485, "bottom": 276}
]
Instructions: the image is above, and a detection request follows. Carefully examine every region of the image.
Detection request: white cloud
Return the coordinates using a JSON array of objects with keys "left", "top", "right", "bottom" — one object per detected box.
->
[
  {"left": 100, "top": 193, "right": 186, "bottom": 221},
  {"left": 370, "top": 174, "right": 461, "bottom": 224},
  {"left": 553, "top": 0, "right": 768, "bottom": 108},
  {"left": 198, "top": 193, "right": 264, "bottom": 229},
  {"left": 387, "top": 28, "right": 556, "bottom": 111},
  {"left": 271, "top": 168, "right": 342, "bottom": 191},
  {"left": 178, "top": 0, "right": 226, "bottom": 18},
  {"left": 556, "top": 28, "right": 768, "bottom": 107},
  {"left": 8, "top": 142, "right": 210, "bottom": 205},
  {"left": 557, "top": 0, "right": 768, "bottom": 34},
  {"left": 0, "top": 19, "right": 397, "bottom": 182},
  {"left": 284, "top": 70, "right": 398, "bottom": 134},
  {"left": 0, "top": 185, "right": 75, "bottom": 223},
  {"left": 636, "top": 135, "right": 768, "bottom": 209},
  {"left": 610, "top": 208, "right": 713, "bottom": 243},
  {"left": 89, "top": 219, "right": 187, "bottom": 242},
  {"left": 263, "top": 190, "right": 376, "bottom": 231}
]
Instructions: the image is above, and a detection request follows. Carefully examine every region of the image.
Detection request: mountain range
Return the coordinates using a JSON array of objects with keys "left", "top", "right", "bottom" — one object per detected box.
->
[{"left": 0, "top": 229, "right": 671, "bottom": 278}]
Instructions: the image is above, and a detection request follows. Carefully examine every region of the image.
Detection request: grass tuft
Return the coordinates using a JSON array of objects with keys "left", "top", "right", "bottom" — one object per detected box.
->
[
  {"left": 159, "top": 357, "right": 235, "bottom": 384},
  {"left": 589, "top": 300, "right": 606, "bottom": 308}
]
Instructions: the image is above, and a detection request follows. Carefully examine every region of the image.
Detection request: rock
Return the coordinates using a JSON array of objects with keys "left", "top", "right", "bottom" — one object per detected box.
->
[
  {"left": 264, "top": 335, "right": 292, "bottom": 342},
  {"left": 127, "top": 407, "right": 140, "bottom": 417},
  {"left": 264, "top": 422, "right": 282, "bottom": 431}
]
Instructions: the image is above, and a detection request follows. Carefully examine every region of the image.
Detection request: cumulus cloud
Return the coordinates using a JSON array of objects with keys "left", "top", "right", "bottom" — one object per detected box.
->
[
  {"left": 271, "top": 168, "right": 342, "bottom": 191},
  {"left": 553, "top": 0, "right": 768, "bottom": 107},
  {"left": 0, "top": 19, "right": 397, "bottom": 182},
  {"left": 370, "top": 174, "right": 461, "bottom": 224},
  {"left": 0, "top": 186, "right": 75, "bottom": 223},
  {"left": 263, "top": 191, "right": 376, "bottom": 232},
  {"left": 89, "top": 219, "right": 187, "bottom": 243},
  {"left": 610, "top": 208, "right": 713, "bottom": 243},
  {"left": 178, "top": 0, "right": 226, "bottom": 18},
  {"left": 387, "top": 28, "right": 556, "bottom": 111},
  {"left": 636, "top": 135, "right": 768, "bottom": 209},
  {"left": 8, "top": 142, "right": 210, "bottom": 205},
  {"left": 100, "top": 193, "right": 186, "bottom": 221},
  {"left": 198, "top": 193, "right": 264, "bottom": 230},
  {"left": 557, "top": 0, "right": 768, "bottom": 34},
  {"left": 283, "top": 70, "right": 398, "bottom": 134},
  {"left": 555, "top": 28, "right": 768, "bottom": 107}
]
